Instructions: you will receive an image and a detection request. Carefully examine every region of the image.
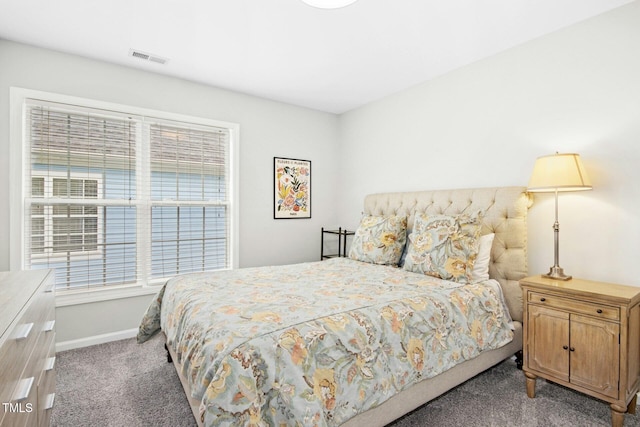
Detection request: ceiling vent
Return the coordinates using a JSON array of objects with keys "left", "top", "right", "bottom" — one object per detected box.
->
[{"left": 129, "top": 49, "right": 168, "bottom": 65}]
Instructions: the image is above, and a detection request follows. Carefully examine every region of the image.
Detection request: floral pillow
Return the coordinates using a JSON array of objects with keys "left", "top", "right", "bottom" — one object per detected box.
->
[
  {"left": 348, "top": 215, "right": 407, "bottom": 266},
  {"left": 403, "top": 212, "right": 482, "bottom": 283}
]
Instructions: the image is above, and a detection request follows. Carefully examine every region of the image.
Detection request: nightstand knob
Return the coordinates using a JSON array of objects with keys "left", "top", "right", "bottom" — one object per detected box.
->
[
  {"left": 540, "top": 297, "right": 546, "bottom": 302},
  {"left": 596, "top": 309, "right": 603, "bottom": 314},
  {"left": 570, "top": 347, "right": 575, "bottom": 352},
  {"left": 563, "top": 345, "right": 569, "bottom": 350}
]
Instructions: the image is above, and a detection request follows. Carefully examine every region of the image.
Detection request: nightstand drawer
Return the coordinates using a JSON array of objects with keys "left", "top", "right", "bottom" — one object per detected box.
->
[{"left": 527, "top": 291, "right": 619, "bottom": 321}]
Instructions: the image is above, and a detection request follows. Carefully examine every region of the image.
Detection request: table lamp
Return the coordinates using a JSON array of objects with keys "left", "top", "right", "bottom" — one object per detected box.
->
[{"left": 527, "top": 153, "right": 592, "bottom": 280}]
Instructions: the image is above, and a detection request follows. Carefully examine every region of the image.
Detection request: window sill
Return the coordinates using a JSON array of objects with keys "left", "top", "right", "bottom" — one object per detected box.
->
[{"left": 55, "top": 283, "right": 162, "bottom": 307}]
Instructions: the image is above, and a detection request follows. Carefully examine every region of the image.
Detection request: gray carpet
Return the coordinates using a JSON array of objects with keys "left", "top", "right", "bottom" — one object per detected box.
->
[{"left": 52, "top": 333, "right": 639, "bottom": 426}]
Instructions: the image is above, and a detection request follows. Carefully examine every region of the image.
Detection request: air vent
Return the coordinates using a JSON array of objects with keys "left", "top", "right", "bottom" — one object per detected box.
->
[{"left": 129, "top": 49, "right": 169, "bottom": 65}]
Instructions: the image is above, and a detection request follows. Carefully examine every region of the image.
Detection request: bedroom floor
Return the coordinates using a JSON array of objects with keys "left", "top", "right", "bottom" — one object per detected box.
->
[{"left": 51, "top": 333, "right": 635, "bottom": 426}]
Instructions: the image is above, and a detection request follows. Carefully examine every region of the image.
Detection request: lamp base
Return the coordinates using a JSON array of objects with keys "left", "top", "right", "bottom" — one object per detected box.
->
[{"left": 542, "top": 266, "right": 572, "bottom": 281}]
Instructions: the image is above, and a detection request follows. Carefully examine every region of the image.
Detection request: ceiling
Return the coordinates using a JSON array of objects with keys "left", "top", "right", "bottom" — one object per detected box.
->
[{"left": 0, "top": 0, "right": 633, "bottom": 114}]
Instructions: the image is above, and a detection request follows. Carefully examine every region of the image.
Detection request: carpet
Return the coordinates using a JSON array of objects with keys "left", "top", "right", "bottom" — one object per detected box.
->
[{"left": 51, "top": 333, "right": 638, "bottom": 426}]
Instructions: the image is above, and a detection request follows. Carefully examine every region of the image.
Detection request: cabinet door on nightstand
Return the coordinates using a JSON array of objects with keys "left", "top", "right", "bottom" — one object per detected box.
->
[
  {"left": 570, "top": 313, "right": 619, "bottom": 399},
  {"left": 528, "top": 305, "right": 570, "bottom": 381}
]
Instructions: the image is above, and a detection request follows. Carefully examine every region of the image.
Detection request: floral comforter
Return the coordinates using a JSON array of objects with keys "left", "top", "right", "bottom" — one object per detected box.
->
[{"left": 137, "top": 258, "right": 514, "bottom": 426}]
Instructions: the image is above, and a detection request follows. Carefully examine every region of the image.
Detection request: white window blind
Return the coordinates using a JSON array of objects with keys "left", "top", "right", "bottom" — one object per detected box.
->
[
  {"left": 23, "top": 99, "right": 234, "bottom": 292},
  {"left": 148, "top": 121, "right": 230, "bottom": 278}
]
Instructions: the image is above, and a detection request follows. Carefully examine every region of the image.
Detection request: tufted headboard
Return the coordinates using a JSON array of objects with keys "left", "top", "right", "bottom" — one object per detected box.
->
[{"left": 363, "top": 186, "right": 532, "bottom": 323}]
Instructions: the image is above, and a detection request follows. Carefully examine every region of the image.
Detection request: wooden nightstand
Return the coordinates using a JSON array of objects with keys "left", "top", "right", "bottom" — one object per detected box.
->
[{"left": 521, "top": 275, "right": 640, "bottom": 427}]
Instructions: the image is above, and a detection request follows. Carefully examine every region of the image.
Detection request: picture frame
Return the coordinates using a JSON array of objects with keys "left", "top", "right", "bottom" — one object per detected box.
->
[{"left": 274, "top": 157, "right": 311, "bottom": 219}]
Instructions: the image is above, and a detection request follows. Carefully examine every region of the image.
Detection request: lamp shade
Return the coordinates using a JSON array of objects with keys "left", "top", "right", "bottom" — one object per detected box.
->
[
  {"left": 527, "top": 153, "right": 592, "bottom": 193},
  {"left": 301, "top": 0, "right": 358, "bottom": 9}
]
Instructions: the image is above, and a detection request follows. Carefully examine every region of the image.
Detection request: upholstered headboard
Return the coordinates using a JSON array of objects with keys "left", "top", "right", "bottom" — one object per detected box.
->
[{"left": 363, "top": 186, "right": 532, "bottom": 322}]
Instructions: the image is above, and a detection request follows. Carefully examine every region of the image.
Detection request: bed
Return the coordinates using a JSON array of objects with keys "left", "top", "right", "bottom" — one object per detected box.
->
[{"left": 138, "top": 186, "right": 532, "bottom": 426}]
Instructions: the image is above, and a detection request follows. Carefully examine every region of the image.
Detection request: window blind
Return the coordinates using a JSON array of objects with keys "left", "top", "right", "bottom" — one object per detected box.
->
[
  {"left": 148, "top": 120, "right": 230, "bottom": 278},
  {"left": 24, "top": 100, "right": 232, "bottom": 291}
]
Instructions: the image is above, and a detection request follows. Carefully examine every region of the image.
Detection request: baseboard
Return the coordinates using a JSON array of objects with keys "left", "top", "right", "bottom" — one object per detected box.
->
[{"left": 56, "top": 328, "right": 138, "bottom": 352}]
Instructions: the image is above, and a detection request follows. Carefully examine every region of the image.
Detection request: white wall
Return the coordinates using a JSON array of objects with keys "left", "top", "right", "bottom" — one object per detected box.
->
[
  {"left": 0, "top": 40, "right": 340, "bottom": 344},
  {"left": 337, "top": 2, "right": 640, "bottom": 288}
]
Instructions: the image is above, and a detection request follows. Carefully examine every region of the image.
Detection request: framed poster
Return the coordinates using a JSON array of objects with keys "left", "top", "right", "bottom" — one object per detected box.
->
[{"left": 274, "top": 157, "right": 311, "bottom": 219}]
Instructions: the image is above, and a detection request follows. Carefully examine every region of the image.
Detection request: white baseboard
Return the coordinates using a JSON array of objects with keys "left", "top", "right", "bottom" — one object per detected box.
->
[{"left": 56, "top": 328, "right": 139, "bottom": 352}]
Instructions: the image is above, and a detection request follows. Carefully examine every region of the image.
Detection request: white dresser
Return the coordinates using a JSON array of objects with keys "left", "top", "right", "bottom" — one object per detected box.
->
[{"left": 0, "top": 270, "right": 56, "bottom": 427}]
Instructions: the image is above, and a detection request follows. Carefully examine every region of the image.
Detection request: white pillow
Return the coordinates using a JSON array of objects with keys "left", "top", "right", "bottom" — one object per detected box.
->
[{"left": 471, "top": 233, "right": 494, "bottom": 283}]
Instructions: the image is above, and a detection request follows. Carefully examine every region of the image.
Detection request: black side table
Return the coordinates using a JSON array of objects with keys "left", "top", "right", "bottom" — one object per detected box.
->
[{"left": 321, "top": 227, "right": 354, "bottom": 260}]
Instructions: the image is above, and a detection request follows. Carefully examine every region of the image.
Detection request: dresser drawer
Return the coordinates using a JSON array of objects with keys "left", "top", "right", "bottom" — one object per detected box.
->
[
  {"left": 0, "top": 331, "right": 27, "bottom": 407},
  {"left": 1, "top": 280, "right": 55, "bottom": 389},
  {"left": 1, "top": 341, "right": 40, "bottom": 427},
  {"left": 0, "top": 373, "right": 38, "bottom": 427},
  {"left": 0, "top": 270, "right": 54, "bottom": 427},
  {"left": 528, "top": 291, "right": 620, "bottom": 321},
  {"left": 0, "top": 309, "right": 46, "bottom": 407},
  {"left": 37, "top": 332, "right": 56, "bottom": 427}
]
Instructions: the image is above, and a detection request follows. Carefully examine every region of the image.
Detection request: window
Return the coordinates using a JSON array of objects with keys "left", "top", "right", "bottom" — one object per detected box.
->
[
  {"left": 10, "top": 89, "right": 239, "bottom": 299},
  {"left": 148, "top": 122, "right": 230, "bottom": 279},
  {"left": 31, "top": 173, "right": 103, "bottom": 258}
]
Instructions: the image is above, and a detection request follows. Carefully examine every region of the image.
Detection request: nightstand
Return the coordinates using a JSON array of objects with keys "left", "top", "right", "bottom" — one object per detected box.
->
[
  {"left": 320, "top": 227, "right": 354, "bottom": 260},
  {"left": 520, "top": 275, "right": 640, "bottom": 427}
]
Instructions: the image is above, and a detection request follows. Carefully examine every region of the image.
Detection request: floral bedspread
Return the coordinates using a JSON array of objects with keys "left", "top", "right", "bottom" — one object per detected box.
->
[{"left": 137, "top": 258, "right": 513, "bottom": 426}]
